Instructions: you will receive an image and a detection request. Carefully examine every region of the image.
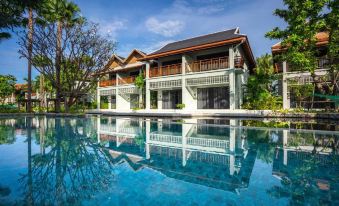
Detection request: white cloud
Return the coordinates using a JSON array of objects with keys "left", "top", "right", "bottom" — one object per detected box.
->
[
  {"left": 145, "top": 17, "right": 185, "bottom": 37},
  {"left": 99, "top": 19, "right": 127, "bottom": 40}
]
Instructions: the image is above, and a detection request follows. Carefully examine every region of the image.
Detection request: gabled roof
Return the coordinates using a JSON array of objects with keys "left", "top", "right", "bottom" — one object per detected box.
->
[
  {"left": 122, "top": 49, "right": 146, "bottom": 64},
  {"left": 150, "top": 28, "right": 243, "bottom": 55},
  {"left": 140, "top": 28, "right": 256, "bottom": 68},
  {"left": 271, "top": 32, "right": 329, "bottom": 53}
]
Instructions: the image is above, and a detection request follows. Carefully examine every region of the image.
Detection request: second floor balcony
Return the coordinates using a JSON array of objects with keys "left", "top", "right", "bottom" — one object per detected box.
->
[
  {"left": 99, "top": 79, "right": 116, "bottom": 87},
  {"left": 118, "top": 76, "right": 137, "bottom": 85},
  {"left": 150, "top": 63, "right": 182, "bottom": 78},
  {"left": 186, "top": 56, "right": 229, "bottom": 73},
  {"left": 149, "top": 56, "right": 245, "bottom": 78},
  {"left": 274, "top": 57, "right": 331, "bottom": 73}
]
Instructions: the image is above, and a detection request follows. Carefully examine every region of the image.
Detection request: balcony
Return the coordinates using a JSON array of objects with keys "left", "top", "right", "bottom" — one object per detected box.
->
[
  {"left": 274, "top": 57, "right": 331, "bottom": 73},
  {"left": 150, "top": 63, "right": 182, "bottom": 78},
  {"left": 118, "top": 76, "right": 136, "bottom": 85},
  {"left": 186, "top": 56, "right": 229, "bottom": 73},
  {"left": 99, "top": 79, "right": 116, "bottom": 87}
]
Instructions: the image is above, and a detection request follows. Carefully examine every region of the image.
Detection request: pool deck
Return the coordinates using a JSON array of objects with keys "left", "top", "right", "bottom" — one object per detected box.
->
[{"left": 86, "top": 109, "right": 339, "bottom": 120}]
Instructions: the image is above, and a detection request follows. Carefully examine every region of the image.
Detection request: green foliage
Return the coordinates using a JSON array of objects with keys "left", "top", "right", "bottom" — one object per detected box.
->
[
  {"left": 134, "top": 72, "right": 145, "bottom": 89},
  {"left": 0, "top": 104, "right": 20, "bottom": 113},
  {"left": 266, "top": 0, "right": 328, "bottom": 74},
  {"left": 289, "top": 83, "right": 314, "bottom": 108},
  {"left": 176, "top": 103, "right": 185, "bottom": 109},
  {"left": 0, "top": 75, "right": 16, "bottom": 104},
  {"left": 243, "top": 54, "right": 282, "bottom": 110}
]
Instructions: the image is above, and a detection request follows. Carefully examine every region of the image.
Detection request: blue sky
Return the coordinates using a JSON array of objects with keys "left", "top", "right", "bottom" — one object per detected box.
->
[{"left": 0, "top": 0, "right": 285, "bottom": 83}]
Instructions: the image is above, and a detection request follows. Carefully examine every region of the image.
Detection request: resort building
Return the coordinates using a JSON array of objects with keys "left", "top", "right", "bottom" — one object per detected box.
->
[
  {"left": 97, "top": 28, "right": 256, "bottom": 112},
  {"left": 97, "top": 49, "right": 146, "bottom": 111},
  {"left": 272, "top": 32, "right": 336, "bottom": 109}
]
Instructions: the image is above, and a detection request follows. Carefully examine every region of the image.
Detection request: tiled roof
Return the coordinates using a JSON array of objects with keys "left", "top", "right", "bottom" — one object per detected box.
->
[
  {"left": 271, "top": 32, "right": 329, "bottom": 52},
  {"left": 150, "top": 28, "right": 244, "bottom": 55}
]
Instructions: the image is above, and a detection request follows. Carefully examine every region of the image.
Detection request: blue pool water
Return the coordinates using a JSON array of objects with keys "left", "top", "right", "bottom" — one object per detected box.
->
[{"left": 0, "top": 116, "right": 338, "bottom": 205}]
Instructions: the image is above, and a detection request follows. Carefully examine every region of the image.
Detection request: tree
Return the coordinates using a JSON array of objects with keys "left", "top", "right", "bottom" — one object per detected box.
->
[
  {"left": 243, "top": 54, "right": 282, "bottom": 110},
  {"left": 0, "top": 0, "right": 25, "bottom": 40},
  {"left": 40, "top": 0, "right": 82, "bottom": 113},
  {"left": 323, "top": 0, "right": 339, "bottom": 96},
  {"left": 19, "top": 21, "right": 116, "bottom": 111},
  {"left": 265, "top": 0, "right": 335, "bottom": 108},
  {"left": 134, "top": 71, "right": 145, "bottom": 108},
  {"left": 0, "top": 75, "right": 16, "bottom": 105}
]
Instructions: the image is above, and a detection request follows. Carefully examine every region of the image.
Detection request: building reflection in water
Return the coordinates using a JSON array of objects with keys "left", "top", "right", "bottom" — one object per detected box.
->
[{"left": 97, "top": 117, "right": 256, "bottom": 193}]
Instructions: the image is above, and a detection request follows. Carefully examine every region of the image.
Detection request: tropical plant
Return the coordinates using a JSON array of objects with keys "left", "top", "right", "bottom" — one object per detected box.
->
[
  {"left": 176, "top": 103, "right": 185, "bottom": 109},
  {"left": 0, "top": 0, "right": 25, "bottom": 40},
  {"left": 243, "top": 54, "right": 282, "bottom": 110},
  {"left": 0, "top": 75, "right": 16, "bottom": 105},
  {"left": 39, "top": 0, "right": 83, "bottom": 113},
  {"left": 134, "top": 72, "right": 145, "bottom": 109},
  {"left": 265, "top": 0, "right": 338, "bottom": 108}
]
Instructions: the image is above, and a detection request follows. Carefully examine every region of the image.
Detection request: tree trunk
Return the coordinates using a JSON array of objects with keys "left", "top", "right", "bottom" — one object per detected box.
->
[
  {"left": 39, "top": 75, "right": 46, "bottom": 108},
  {"left": 27, "top": 8, "right": 34, "bottom": 113},
  {"left": 55, "top": 21, "right": 63, "bottom": 113}
]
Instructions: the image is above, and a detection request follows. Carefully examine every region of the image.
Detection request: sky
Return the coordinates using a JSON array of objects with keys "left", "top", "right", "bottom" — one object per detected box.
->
[{"left": 0, "top": 0, "right": 286, "bottom": 83}]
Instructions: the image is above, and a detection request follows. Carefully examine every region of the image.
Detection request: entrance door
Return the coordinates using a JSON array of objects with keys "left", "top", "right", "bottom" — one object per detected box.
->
[
  {"left": 162, "top": 90, "right": 182, "bottom": 109},
  {"left": 197, "top": 87, "right": 229, "bottom": 109}
]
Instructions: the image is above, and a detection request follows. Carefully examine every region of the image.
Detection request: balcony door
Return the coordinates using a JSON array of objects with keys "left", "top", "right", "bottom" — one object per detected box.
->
[
  {"left": 197, "top": 87, "right": 229, "bottom": 109},
  {"left": 162, "top": 90, "right": 182, "bottom": 109}
]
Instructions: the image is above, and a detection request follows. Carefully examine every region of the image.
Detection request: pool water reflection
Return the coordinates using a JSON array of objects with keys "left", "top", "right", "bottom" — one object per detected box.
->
[{"left": 0, "top": 116, "right": 338, "bottom": 205}]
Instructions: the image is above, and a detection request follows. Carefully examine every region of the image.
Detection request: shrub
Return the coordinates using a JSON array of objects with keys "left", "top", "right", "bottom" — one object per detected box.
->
[{"left": 176, "top": 104, "right": 185, "bottom": 109}]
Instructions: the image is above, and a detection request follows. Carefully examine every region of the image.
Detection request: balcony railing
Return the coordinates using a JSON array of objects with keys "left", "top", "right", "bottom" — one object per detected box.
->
[
  {"left": 274, "top": 57, "right": 331, "bottom": 73},
  {"left": 99, "top": 79, "right": 116, "bottom": 87},
  {"left": 118, "top": 76, "right": 136, "bottom": 85},
  {"left": 150, "top": 63, "right": 182, "bottom": 78},
  {"left": 186, "top": 56, "right": 229, "bottom": 73}
]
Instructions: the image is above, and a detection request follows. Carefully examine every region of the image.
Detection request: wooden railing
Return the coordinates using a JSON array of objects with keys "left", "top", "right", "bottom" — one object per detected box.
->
[
  {"left": 274, "top": 57, "right": 331, "bottom": 73},
  {"left": 118, "top": 76, "right": 136, "bottom": 85},
  {"left": 149, "top": 63, "right": 182, "bottom": 78},
  {"left": 186, "top": 56, "right": 229, "bottom": 73},
  {"left": 99, "top": 79, "right": 116, "bottom": 87}
]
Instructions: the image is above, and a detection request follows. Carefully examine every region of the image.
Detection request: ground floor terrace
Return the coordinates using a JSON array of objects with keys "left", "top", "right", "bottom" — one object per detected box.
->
[{"left": 97, "top": 67, "right": 247, "bottom": 113}]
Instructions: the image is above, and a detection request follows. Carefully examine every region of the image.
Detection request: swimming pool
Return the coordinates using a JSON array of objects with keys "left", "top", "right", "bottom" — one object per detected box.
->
[{"left": 0, "top": 116, "right": 338, "bottom": 205}]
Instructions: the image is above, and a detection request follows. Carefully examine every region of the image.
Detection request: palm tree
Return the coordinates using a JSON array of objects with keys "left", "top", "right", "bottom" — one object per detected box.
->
[
  {"left": 27, "top": 7, "right": 33, "bottom": 113},
  {"left": 41, "top": 0, "right": 81, "bottom": 113}
]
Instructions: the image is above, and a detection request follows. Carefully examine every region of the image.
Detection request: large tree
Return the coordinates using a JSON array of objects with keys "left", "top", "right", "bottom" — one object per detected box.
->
[
  {"left": 266, "top": 0, "right": 338, "bottom": 107},
  {"left": 19, "top": 21, "right": 115, "bottom": 112},
  {"left": 39, "top": 0, "right": 82, "bottom": 113}
]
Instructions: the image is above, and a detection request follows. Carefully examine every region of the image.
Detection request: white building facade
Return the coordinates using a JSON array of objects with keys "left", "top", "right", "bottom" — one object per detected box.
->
[{"left": 97, "top": 28, "right": 256, "bottom": 113}]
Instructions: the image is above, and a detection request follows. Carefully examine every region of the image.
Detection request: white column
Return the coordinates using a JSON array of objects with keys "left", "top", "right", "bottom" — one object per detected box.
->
[
  {"left": 108, "top": 95, "right": 112, "bottom": 110},
  {"left": 97, "top": 88, "right": 100, "bottom": 110},
  {"left": 282, "top": 61, "right": 290, "bottom": 109},
  {"left": 229, "top": 47, "right": 236, "bottom": 110},
  {"left": 145, "top": 62, "right": 151, "bottom": 110},
  {"left": 157, "top": 90, "right": 162, "bottom": 110},
  {"left": 182, "top": 54, "right": 197, "bottom": 111}
]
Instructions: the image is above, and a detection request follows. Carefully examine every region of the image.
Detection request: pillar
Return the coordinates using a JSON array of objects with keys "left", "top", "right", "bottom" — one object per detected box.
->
[
  {"left": 145, "top": 62, "right": 151, "bottom": 110},
  {"left": 108, "top": 95, "right": 112, "bottom": 110},
  {"left": 157, "top": 90, "right": 162, "bottom": 110},
  {"left": 97, "top": 87, "right": 100, "bottom": 110},
  {"left": 282, "top": 61, "right": 290, "bottom": 109},
  {"left": 229, "top": 47, "right": 236, "bottom": 110},
  {"left": 182, "top": 54, "right": 197, "bottom": 111}
]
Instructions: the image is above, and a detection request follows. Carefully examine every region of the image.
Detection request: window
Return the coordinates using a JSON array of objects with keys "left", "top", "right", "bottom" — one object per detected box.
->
[{"left": 197, "top": 87, "right": 229, "bottom": 109}]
